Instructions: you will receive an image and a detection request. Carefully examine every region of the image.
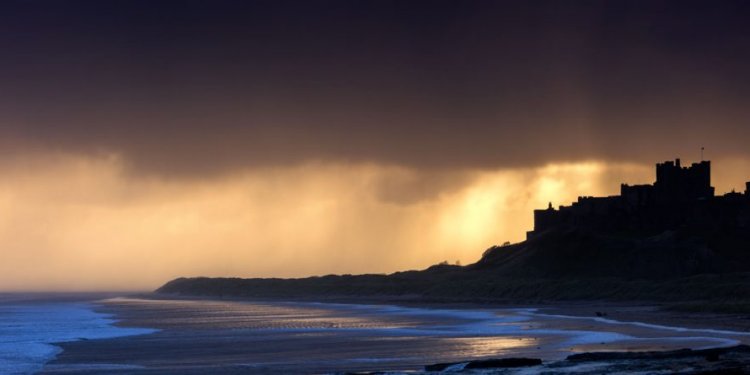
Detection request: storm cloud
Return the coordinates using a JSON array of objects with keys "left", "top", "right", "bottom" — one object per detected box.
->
[
  {"left": 1, "top": 0, "right": 749, "bottom": 176},
  {"left": 2, "top": 1, "right": 750, "bottom": 290}
]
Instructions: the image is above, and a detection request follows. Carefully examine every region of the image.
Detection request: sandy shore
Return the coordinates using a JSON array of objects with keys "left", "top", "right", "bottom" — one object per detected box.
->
[
  {"left": 41, "top": 295, "right": 750, "bottom": 374},
  {"left": 134, "top": 293, "right": 750, "bottom": 331},
  {"left": 533, "top": 301, "right": 750, "bottom": 332}
]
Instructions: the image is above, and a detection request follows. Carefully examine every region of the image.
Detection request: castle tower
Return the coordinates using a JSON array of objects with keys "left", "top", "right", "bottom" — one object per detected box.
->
[{"left": 654, "top": 159, "right": 714, "bottom": 202}]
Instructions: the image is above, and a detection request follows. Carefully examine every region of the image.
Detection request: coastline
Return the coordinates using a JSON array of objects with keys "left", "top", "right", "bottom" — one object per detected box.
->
[
  {"left": 0, "top": 297, "right": 156, "bottom": 375},
  {"left": 133, "top": 292, "right": 750, "bottom": 332},
  {"left": 42, "top": 294, "right": 750, "bottom": 374}
]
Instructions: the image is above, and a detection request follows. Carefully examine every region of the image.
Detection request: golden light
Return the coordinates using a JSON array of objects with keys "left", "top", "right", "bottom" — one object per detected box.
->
[{"left": 0, "top": 153, "right": 679, "bottom": 291}]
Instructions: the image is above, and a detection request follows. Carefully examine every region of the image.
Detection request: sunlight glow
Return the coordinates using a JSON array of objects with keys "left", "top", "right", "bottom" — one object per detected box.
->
[{"left": 0, "top": 153, "right": 707, "bottom": 291}]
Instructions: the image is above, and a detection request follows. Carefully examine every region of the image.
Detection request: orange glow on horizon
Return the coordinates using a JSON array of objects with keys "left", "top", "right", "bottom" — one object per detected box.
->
[{"left": 0, "top": 153, "right": 745, "bottom": 291}]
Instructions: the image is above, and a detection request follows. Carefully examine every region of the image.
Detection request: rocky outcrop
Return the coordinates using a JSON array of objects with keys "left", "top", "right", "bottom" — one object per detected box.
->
[
  {"left": 424, "top": 358, "right": 542, "bottom": 371},
  {"left": 419, "top": 346, "right": 750, "bottom": 374}
]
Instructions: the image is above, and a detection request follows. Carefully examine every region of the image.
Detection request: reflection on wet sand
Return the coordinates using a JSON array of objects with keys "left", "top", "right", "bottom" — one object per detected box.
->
[{"left": 43, "top": 298, "right": 750, "bottom": 374}]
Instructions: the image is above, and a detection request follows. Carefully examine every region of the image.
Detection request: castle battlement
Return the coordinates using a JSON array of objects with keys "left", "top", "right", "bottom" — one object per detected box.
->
[{"left": 526, "top": 159, "right": 750, "bottom": 239}]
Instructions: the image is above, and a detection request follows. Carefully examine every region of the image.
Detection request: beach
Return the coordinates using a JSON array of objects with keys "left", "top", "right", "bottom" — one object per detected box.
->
[
  {"left": 38, "top": 296, "right": 750, "bottom": 374},
  {"left": 0, "top": 294, "right": 156, "bottom": 375}
]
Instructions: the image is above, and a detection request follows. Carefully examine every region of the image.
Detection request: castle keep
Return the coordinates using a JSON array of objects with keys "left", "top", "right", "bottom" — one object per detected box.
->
[{"left": 527, "top": 159, "right": 750, "bottom": 239}]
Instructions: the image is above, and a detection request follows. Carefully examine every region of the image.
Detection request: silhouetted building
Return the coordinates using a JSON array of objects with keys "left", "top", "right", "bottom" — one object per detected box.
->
[
  {"left": 527, "top": 159, "right": 750, "bottom": 239},
  {"left": 654, "top": 159, "right": 714, "bottom": 201}
]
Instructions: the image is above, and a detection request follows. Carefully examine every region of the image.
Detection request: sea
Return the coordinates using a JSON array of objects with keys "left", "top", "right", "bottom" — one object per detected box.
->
[
  {"left": 0, "top": 294, "right": 156, "bottom": 374},
  {"left": 2, "top": 294, "right": 750, "bottom": 374}
]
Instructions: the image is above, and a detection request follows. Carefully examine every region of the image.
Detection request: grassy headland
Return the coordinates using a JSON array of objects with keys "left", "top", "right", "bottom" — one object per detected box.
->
[{"left": 156, "top": 227, "right": 750, "bottom": 313}]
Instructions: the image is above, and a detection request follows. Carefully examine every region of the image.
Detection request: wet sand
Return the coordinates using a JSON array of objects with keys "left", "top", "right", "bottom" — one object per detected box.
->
[
  {"left": 42, "top": 297, "right": 750, "bottom": 374},
  {"left": 537, "top": 302, "right": 750, "bottom": 332}
]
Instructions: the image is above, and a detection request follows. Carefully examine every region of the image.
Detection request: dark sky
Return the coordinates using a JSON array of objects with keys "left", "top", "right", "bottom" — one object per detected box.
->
[{"left": 2, "top": 0, "right": 749, "bottom": 176}]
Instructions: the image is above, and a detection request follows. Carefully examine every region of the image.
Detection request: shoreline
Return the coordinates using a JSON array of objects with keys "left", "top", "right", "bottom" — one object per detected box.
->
[
  {"left": 41, "top": 294, "right": 750, "bottom": 374},
  {"left": 127, "top": 292, "right": 750, "bottom": 332},
  {"left": 0, "top": 299, "right": 156, "bottom": 375}
]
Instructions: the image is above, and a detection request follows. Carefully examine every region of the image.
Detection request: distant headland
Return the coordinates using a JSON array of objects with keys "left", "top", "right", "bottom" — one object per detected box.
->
[{"left": 157, "top": 158, "right": 750, "bottom": 311}]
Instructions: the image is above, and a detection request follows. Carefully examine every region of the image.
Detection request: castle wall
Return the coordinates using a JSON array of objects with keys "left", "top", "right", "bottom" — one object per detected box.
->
[
  {"left": 654, "top": 159, "right": 713, "bottom": 202},
  {"left": 526, "top": 159, "right": 748, "bottom": 239}
]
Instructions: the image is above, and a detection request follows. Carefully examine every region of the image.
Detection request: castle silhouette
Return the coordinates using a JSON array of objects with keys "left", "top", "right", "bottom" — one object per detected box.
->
[{"left": 527, "top": 159, "right": 750, "bottom": 239}]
